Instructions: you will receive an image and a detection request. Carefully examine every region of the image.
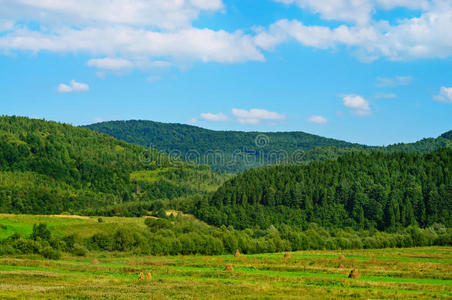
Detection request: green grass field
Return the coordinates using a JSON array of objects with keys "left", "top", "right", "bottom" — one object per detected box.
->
[{"left": 0, "top": 214, "right": 451, "bottom": 299}]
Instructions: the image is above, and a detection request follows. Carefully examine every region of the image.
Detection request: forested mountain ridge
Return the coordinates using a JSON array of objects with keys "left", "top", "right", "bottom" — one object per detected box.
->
[
  {"left": 0, "top": 116, "right": 226, "bottom": 214},
  {"left": 85, "top": 120, "right": 365, "bottom": 172},
  {"left": 441, "top": 130, "right": 452, "bottom": 140},
  {"left": 195, "top": 148, "right": 452, "bottom": 231},
  {"left": 86, "top": 120, "right": 452, "bottom": 172}
]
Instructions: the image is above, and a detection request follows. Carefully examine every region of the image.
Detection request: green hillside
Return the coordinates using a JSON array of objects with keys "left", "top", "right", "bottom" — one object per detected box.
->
[
  {"left": 0, "top": 116, "right": 227, "bottom": 215},
  {"left": 86, "top": 120, "right": 452, "bottom": 172},
  {"left": 86, "top": 120, "right": 363, "bottom": 172},
  {"left": 195, "top": 148, "right": 452, "bottom": 231}
]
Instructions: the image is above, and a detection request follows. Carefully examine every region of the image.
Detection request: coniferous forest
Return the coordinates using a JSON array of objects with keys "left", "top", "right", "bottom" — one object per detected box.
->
[{"left": 196, "top": 149, "right": 452, "bottom": 231}]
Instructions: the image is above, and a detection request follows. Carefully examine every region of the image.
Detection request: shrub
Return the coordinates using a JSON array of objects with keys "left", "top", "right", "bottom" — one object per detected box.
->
[
  {"left": 41, "top": 246, "right": 61, "bottom": 260},
  {"left": 72, "top": 244, "right": 88, "bottom": 256}
]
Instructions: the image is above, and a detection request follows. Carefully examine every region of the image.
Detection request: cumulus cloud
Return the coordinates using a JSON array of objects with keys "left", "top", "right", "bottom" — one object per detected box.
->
[
  {"left": 58, "top": 80, "right": 90, "bottom": 93},
  {"left": 200, "top": 112, "right": 228, "bottom": 122},
  {"left": 232, "top": 108, "right": 285, "bottom": 124},
  {"left": 0, "top": 0, "right": 223, "bottom": 30},
  {"left": 0, "top": 0, "right": 264, "bottom": 68},
  {"left": 308, "top": 115, "right": 328, "bottom": 124},
  {"left": 342, "top": 94, "right": 371, "bottom": 116},
  {"left": 0, "top": 27, "right": 263, "bottom": 64},
  {"left": 260, "top": 1, "right": 452, "bottom": 61},
  {"left": 376, "top": 76, "right": 412, "bottom": 87},
  {"left": 434, "top": 86, "right": 452, "bottom": 103},
  {"left": 1, "top": 0, "right": 452, "bottom": 67},
  {"left": 273, "top": 0, "right": 374, "bottom": 25}
]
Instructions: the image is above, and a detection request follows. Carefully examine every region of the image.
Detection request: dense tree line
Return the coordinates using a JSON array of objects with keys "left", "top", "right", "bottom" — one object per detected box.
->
[
  {"left": 1, "top": 220, "right": 450, "bottom": 259},
  {"left": 195, "top": 148, "right": 452, "bottom": 231},
  {"left": 0, "top": 116, "right": 226, "bottom": 214}
]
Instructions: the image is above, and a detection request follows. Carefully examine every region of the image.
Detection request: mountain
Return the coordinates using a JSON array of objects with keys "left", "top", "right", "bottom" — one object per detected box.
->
[
  {"left": 0, "top": 116, "right": 227, "bottom": 215},
  {"left": 194, "top": 148, "right": 452, "bottom": 231},
  {"left": 86, "top": 120, "right": 452, "bottom": 172},
  {"left": 441, "top": 130, "right": 452, "bottom": 140},
  {"left": 85, "top": 120, "right": 364, "bottom": 172}
]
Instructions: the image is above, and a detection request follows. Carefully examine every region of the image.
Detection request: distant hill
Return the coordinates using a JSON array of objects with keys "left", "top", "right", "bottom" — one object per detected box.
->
[
  {"left": 0, "top": 116, "right": 227, "bottom": 215},
  {"left": 441, "top": 130, "right": 452, "bottom": 140},
  {"left": 86, "top": 120, "right": 452, "bottom": 172},
  {"left": 86, "top": 120, "right": 364, "bottom": 172}
]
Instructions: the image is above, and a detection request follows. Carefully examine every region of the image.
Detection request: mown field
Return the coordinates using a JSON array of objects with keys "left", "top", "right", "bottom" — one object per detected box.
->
[
  {"left": 0, "top": 214, "right": 451, "bottom": 299},
  {"left": 0, "top": 247, "right": 451, "bottom": 299}
]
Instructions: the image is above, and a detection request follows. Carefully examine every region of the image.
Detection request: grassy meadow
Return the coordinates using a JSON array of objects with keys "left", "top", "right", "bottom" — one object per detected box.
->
[{"left": 0, "top": 215, "right": 451, "bottom": 299}]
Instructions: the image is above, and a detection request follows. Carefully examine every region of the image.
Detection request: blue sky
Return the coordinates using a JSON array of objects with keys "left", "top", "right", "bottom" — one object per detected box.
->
[{"left": 0, "top": 0, "right": 451, "bottom": 146}]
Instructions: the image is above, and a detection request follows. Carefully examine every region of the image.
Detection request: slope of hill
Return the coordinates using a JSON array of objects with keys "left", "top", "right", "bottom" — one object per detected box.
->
[
  {"left": 86, "top": 120, "right": 364, "bottom": 172},
  {"left": 440, "top": 130, "right": 452, "bottom": 140},
  {"left": 86, "top": 120, "right": 452, "bottom": 172},
  {"left": 195, "top": 148, "right": 452, "bottom": 231},
  {"left": 0, "top": 116, "right": 227, "bottom": 214}
]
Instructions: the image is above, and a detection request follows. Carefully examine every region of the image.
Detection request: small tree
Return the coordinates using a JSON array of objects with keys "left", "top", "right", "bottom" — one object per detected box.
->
[{"left": 30, "top": 223, "right": 51, "bottom": 241}]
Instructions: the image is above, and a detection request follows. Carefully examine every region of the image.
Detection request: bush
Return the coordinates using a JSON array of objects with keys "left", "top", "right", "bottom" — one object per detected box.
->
[
  {"left": 41, "top": 246, "right": 61, "bottom": 260},
  {"left": 72, "top": 244, "right": 88, "bottom": 256}
]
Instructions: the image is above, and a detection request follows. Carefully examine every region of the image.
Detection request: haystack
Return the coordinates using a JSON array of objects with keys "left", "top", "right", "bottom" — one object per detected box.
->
[
  {"left": 92, "top": 258, "right": 99, "bottom": 265},
  {"left": 138, "top": 272, "right": 145, "bottom": 280},
  {"left": 146, "top": 272, "right": 152, "bottom": 281},
  {"left": 339, "top": 255, "right": 346, "bottom": 261},
  {"left": 338, "top": 264, "right": 344, "bottom": 269},
  {"left": 284, "top": 252, "right": 291, "bottom": 259},
  {"left": 348, "top": 269, "right": 360, "bottom": 279},
  {"left": 224, "top": 264, "right": 234, "bottom": 271},
  {"left": 234, "top": 249, "right": 240, "bottom": 257}
]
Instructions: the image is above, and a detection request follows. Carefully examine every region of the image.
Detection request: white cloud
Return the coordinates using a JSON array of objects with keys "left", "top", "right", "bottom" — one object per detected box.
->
[
  {"left": 1, "top": 0, "right": 452, "bottom": 67},
  {"left": 0, "top": 20, "right": 14, "bottom": 32},
  {"left": 87, "top": 57, "right": 172, "bottom": 71},
  {"left": 232, "top": 108, "right": 285, "bottom": 124},
  {"left": 434, "top": 86, "right": 452, "bottom": 103},
  {"left": 376, "top": 76, "right": 412, "bottom": 87},
  {"left": 375, "top": 92, "right": 397, "bottom": 99},
  {"left": 261, "top": 1, "right": 452, "bottom": 61},
  {"left": 0, "top": 0, "right": 264, "bottom": 67},
  {"left": 342, "top": 94, "right": 371, "bottom": 115},
  {"left": 58, "top": 80, "right": 90, "bottom": 93},
  {"left": 377, "top": 0, "right": 430, "bottom": 10},
  {"left": 0, "top": 27, "right": 264, "bottom": 64},
  {"left": 188, "top": 118, "right": 199, "bottom": 124},
  {"left": 308, "top": 115, "right": 328, "bottom": 124},
  {"left": 0, "top": 0, "right": 224, "bottom": 30},
  {"left": 86, "top": 58, "right": 134, "bottom": 71},
  {"left": 200, "top": 112, "right": 228, "bottom": 122},
  {"left": 273, "top": 0, "right": 374, "bottom": 25}
]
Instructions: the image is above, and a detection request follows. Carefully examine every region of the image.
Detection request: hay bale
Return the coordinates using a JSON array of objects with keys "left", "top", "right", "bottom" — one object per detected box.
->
[
  {"left": 224, "top": 264, "right": 234, "bottom": 271},
  {"left": 338, "top": 264, "right": 344, "bottom": 269},
  {"left": 92, "top": 258, "right": 99, "bottom": 265},
  {"left": 234, "top": 249, "right": 240, "bottom": 257},
  {"left": 339, "top": 255, "right": 346, "bottom": 261},
  {"left": 138, "top": 272, "right": 145, "bottom": 280},
  {"left": 284, "top": 252, "right": 291, "bottom": 259},
  {"left": 348, "top": 269, "right": 360, "bottom": 279},
  {"left": 146, "top": 272, "right": 152, "bottom": 281}
]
